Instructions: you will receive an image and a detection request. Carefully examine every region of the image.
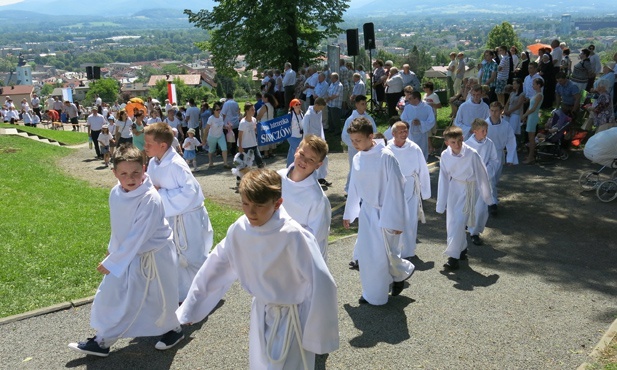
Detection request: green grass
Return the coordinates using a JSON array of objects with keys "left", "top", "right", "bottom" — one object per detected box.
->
[
  {"left": 0, "top": 123, "right": 89, "bottom": 145},
  {"left": 0, "top": 136, "right": 241, "bottom": 318},
  {"left": 587, "top": 336, "right": 617, "bottom": 370},
  {"left": 0, "top": 136, "right": 110, "bottom": 317}
]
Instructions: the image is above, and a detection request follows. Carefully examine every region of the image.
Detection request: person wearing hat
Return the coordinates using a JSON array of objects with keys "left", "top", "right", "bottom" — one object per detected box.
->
[
  {"left": 31, "top": 93, "right": 41, "bottom": 120},
  {"left": 593, "top": 61, "right": 616, "bottom": 102},
  {"left": 286, "top": 98, "right": 304, "bottom": 166},
  {"left": 98, "top": 124, "right": 114, "bottom": 167},
  {"left": 182, "top": 128, "right": 203, "bottom": 171}
]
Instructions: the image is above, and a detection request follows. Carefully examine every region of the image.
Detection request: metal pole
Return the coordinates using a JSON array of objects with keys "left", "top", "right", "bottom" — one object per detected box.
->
[{"left": 368, "top": 48, "right": 373, "bottom": 113}]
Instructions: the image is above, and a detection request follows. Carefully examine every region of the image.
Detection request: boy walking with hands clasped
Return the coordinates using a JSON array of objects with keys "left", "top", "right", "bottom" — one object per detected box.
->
[
  {"left": 437, "top": 126, "right": 494, "bottom": 270},
  {"left": 144, "top": 123, "right": 213, "bottom": 303}
]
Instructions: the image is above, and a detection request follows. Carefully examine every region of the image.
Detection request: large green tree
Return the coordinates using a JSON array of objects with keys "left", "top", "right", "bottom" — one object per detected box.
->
[
  {"left": 184, "top": 0, "right": 349, "bottom": 76},
  {"left": 486, "top": 22, "right": 522, "bottom": 52},
  {"left": 85, "top": 78, "right": 120, "bottom": 105}
]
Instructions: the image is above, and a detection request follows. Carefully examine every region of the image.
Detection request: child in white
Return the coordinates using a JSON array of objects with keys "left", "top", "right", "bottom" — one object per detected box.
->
[
  {"left": 486, "top": 101, "right": 518, "bottom": 206},
  {"left": 400, "top": 91, "right": 436, "bottom": 160},
  {"left": 341, "top": 95, "right": 377, "bottom": 193},
  {"left": 302, "top": 98, "right": 330, "bottom": 183},
  {"left": 97, "top": 124, "right": 114, "bottom": 167},
  {"left": 278, "top": 135, "right": 331, "bottom": 262},
  {"left": 68, "top": 145, "right": 183, "bottom": 357},
  {"left": 465, "top": 119, "right": 500, "bottom": 245},
  {"left": 144, "top": 123, "right": 214, "bottom": 302},
  {"left": 344, "top": 117, "right": 414, "bottom": 305},
  {"left": 177, "top": 169, "right": 339, "bottom": 370},
  {"left": 386, "top": 121, "right": 431, "bottom": 259},
  {"left": 182, "top": 128, "right": 202, "bottom": 171},
  {"left": 437, "top": 126, "right": 493, "bottom": 270}
]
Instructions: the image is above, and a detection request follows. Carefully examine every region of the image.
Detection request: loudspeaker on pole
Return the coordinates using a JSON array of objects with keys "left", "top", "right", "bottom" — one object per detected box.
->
[
  {"left": 93, "top": 66, "right": 101, "bottom": 80},
  {"left": 86, "top": 66, "right": 93, "bottom": 80},
  {"left": 363, "top": 22, "right": 376, "bottom": 50},
  {"left": 346, "top": 28, "right": 359, "bottom": 56}
]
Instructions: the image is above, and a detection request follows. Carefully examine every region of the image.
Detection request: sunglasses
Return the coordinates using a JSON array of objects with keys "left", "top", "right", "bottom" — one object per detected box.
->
[{"left": 214, "top": 108, "right": 221, "bottom": 111}]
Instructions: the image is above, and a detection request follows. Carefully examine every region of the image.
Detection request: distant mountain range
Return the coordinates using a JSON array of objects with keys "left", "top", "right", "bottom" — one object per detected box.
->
[{"left": 1, "top": 0, "right": 617, "bottom": 17}]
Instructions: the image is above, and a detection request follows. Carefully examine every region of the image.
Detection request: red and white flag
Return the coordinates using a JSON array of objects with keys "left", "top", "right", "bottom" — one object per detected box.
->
[{"left": 167, "top": 82, "right": 177, "bottom": 105}]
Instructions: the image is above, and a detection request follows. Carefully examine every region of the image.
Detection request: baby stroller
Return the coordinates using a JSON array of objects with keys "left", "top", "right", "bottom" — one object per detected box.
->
[
  {"left": 579, "top": 127, "right": 617, "bottom": 202},
  {"left": 535, "top": 109, "right": 572, "bottom": 161},
  {"left": 231, "top": 149, "right": 255, "bottom": 193}
]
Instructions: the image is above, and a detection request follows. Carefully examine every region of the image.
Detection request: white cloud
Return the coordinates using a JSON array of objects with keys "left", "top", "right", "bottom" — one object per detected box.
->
[{"left": 0, "top": 0, "right": 24, "bottom": 5}]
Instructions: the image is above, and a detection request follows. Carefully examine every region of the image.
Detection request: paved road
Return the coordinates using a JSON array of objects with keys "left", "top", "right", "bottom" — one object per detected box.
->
[{"left": 1, "top": 148, "right": 616, "bottom": 370}]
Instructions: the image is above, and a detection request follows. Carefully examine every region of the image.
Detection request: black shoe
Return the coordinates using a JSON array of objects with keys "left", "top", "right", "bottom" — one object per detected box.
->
[
  {"left": 471, "top": 235, "right": 483, "bottom": 246},
  {"left": 443, "top": 257, "right": 460, "bottom": 270},
  {"left": 460, "top": 248, "right": 468, "bottom": 260},
  {"left": 68, "top": 337, "right": 110, "bottom": 357},
  {"left": 318, "top": 178, "right": 332, "bottom": 186},
  {"left": 358, "top": 296, "right": 368, "bottom": 304},
  {"left": 489, "top": 204, "right": 498, "bottom": 216},
  {"left": 321, "top": 184, "right": 328, "bottom": 191},
  {"left": 391, "top": 281, "right": 405, "bottom": 296},
  {"left": 155, "top": 329, "right": 184, "bottom": 350},
  {"left": 349, "top": 260, "right": 359, "bottom": 270}
]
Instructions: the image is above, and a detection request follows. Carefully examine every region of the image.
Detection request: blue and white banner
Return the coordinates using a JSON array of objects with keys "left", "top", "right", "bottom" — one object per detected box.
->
[
  {"left": 257, "top": 113, "right": 292, "bottom": 146},
  {"left": 62, "top": 88, "right": 73, "bottom": 103}
]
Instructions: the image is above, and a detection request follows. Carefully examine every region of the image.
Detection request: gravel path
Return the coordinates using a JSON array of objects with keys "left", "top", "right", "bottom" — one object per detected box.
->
[{"left": 2, "top": 143, "right": 615, "bottom": 369}]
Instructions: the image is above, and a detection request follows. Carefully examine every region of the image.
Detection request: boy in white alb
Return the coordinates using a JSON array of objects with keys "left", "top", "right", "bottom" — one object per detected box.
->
[
  {"left": 464, "top": 119, "right": 500, "bottom": 246},
  {"left": 144, "top": 123, "right": 214, "bottom": 302},
  {"left": 486, "top": 101, "right": 518, "bottom": 213},
  {"left": 302, "top": 97, "right": 331, "bottom": 187},
  {"left": 437, "top": 126, "right": 494, "bottom": 270},
  {"left": 344, "top": 117, "right": 415, "bottom": 305},
  {"left": 177, "top": 169, "right": 339, "bottom": 370},
  {"left": 68, "top": 145, "right": 184, "bottom": 357},
  {"left": 278, "top": 135, "right": 331, "bottom": 262},
  {"left": 386, "top": 121, "right": 431, "bottom": 259},
  {"left": 341, "top": 95, "right": 377, "bottom": 193}
]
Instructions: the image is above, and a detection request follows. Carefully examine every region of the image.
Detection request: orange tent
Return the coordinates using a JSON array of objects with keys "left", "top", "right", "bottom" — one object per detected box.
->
[{"left": 527, "top": 43, "right": 552, "bottom": 56}]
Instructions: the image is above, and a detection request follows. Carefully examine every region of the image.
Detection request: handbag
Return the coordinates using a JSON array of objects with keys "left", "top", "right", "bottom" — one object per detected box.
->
[{"left": 225, "top": 124, "right": 236, "bottom": 143}]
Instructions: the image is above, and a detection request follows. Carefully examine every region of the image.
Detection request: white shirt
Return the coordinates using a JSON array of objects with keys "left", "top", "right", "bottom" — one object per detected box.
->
[
  {"left": 282, "top": 68, "right": 296, "bottom": 87},
  {"left": 238, "top": 117, "right": 258, "bottom": 148},
  {"left": 87, "top": 113, "right": 105, "bottom": 131},
  {"left": 206, "top": 114, "right": 226, "bottom": 138}
]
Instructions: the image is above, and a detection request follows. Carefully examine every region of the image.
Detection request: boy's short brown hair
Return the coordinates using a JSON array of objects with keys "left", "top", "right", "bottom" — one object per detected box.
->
[
  {"left": 347, "top": 117, "right": 374, "bottom": 137},
  {"left": 112, "top": 143, "right": 144, "bottom": 168},
  {"left": 471, "top": 118, "right": 489, "bottom": 131},
  {"left": 239, "top": 169, "right": 282, "bottom": 204},
  {"left": 443, "top": 126, "right": 464, "bottom": 141},
  {"left": 298, "top": 135, "right": 329, "bottom": 162},
  {"left": 144, "top": 122, "right": 174, "bottom": 148},
  {"left": 314, "top": 97, "right": 326, "bottom": 107}
]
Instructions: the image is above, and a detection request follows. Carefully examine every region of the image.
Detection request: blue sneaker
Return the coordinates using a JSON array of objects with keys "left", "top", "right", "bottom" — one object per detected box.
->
[
  {"left": 68, "top": 337, "right": 110, "bottom": 357},
  {"left": 155, "top": 329, "right": 184, "bottom": 350}
]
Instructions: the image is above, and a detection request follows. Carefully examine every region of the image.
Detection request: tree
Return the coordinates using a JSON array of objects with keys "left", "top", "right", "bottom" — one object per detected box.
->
[
  {"left": 184, "top": 0, "right": 348, "bottom": 76},
  {"left": 85, "top": 78, "right": 120, "bottom": 105},
  {"left": 486, "top": 22, "right": 523, "bottom": 52}
]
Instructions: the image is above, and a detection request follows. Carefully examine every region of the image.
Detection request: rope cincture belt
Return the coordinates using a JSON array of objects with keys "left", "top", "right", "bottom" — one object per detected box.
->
[
  {"left": 119, "top": 247, "right": 167, "bottom": 338},
  {"left": 411, "top": 172, "right": 426, "bottom": 224},
  {"left": 266, "top": 304, "right": 308, "bottom": 370},
  {"left": 173, "top": 215, "right": 189, "bottom": 268}
]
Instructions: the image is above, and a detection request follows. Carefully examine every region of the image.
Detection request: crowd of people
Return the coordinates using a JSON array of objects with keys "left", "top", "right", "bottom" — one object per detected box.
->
[{"left": 5, "top": 41, "right": 616, "bottom": 367}]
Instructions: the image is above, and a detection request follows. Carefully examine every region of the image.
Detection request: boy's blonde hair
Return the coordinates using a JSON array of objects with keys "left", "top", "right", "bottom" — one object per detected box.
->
[
  {"left": 112, "top": 143, "right": 144, "bottom": 168},
  {"left": 471, "top": 118, "right": 489, "bottom": 131},
  {"left": 490, "top": 101, "right": 504, "bottom": 110},
  {"left": 239, "top": 169, "right": 282, "bottom": 204},
  {"left": 144, "top": 122, "right": 174, "bottom": 148},
  {"left": 443, "top": 126, "right": 464, "bottom": 141},
  {"left": 298, "top": 135, "right": 329, "bottom": 162}
]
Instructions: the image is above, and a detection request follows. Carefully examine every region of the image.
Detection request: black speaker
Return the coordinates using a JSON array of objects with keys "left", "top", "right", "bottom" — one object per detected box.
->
[
  {"left": 93, "top": 66, "right": 101, "bottom": 79},
  {"left": 363, "top": 22, "right": 375, "bottom": 50},
  {"left": 86, "top": 66, "right": 93, "bottom": 80},
  {"left": 346, "top": 29, "right": 359, "bottom": 56}
]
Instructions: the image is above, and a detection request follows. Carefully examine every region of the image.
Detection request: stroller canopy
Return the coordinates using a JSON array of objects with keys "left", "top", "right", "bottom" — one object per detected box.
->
[{"left": 584, "top": 127, "right": 617, "bottom": 167}]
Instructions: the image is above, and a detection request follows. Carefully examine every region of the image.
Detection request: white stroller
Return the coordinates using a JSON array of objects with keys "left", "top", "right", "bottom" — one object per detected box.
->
[{"left": 580, "top": 127, "right": 617, "bottom": 202}]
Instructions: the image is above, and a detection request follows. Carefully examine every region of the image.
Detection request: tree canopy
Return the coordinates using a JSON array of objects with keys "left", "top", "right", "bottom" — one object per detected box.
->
[
  {"left": 85, "top": 78, "right": 120, "bottom": 105},
  {"left": 184, "top": 0, "right": 349, "bottom": 75},
  {"left": 486, "top": 22, "right": 522, "bottom": 52}
]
